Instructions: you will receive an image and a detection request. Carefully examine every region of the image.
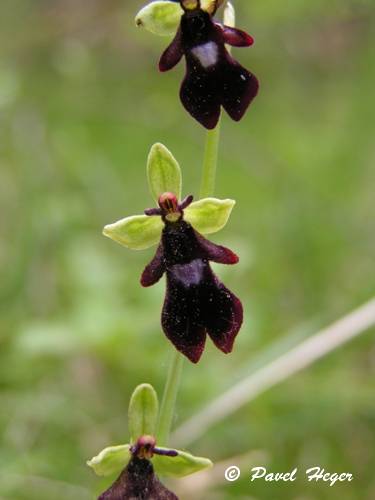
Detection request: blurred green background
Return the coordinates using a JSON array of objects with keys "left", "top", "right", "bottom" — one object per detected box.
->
[{"left": 1, "top": 0, "right": 374, "bottom": 498}]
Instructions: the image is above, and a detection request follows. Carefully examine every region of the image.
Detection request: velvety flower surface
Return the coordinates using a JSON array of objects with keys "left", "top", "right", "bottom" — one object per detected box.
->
[
  {"left": 99, "top": 436, "right": 178, "bottom": 500},
  {"left": 141, "top": 192, "right": 243, "bottom": 363},
  {"left": 103, "top": 143, "right": 243, "bottom": 364},
  {"left": 159, "top": 0, "right": 259, "bottom": 128}
]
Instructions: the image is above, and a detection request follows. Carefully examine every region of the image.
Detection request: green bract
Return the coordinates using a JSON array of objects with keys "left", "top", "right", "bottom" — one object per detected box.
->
[
  {"left": 184, "top": 197, "right": 235, "bottom": 234},
  {"left": 103, "top": 214, "right": 163, "bottom": 250},
  {"left": 135, "top": 1, "right": 183, "bottom": 37},
  {"left": 87, "top": 384, "right": 213, "bottom": 479},
  {"left": 128, "top": 384, "right": 159, "bottom": 443},
  {"left": 153, "top": 449, "right": 212, "bottom": 478},
  {"left": 147, "top": 143, "right": 182, "bottom": 202},
  {"left": 87, "top": 444, "right": 130, "bottom": 477}
]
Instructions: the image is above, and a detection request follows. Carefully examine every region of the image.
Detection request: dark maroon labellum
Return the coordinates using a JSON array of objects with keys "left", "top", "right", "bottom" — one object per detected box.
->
[
  {"left": 142, "top": 195, "right": 243, "bottom": 363},
  {"left": 98, "top": 457, "right": 178, "bottom": 500},
  {"left": 159, "top": 1, "right": 259, "bottom": 129}
]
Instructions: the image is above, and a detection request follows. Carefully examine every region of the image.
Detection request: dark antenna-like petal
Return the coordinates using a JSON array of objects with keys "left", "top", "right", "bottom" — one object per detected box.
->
[
  {"left": 220, "top": 25, "right": 254, "bottom": 47},
  {"left": 195, "top": 231, "right": 239, "bottom": 264}
]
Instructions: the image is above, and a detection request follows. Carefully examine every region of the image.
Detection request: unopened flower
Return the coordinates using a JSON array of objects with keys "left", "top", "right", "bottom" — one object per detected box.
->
[
  {"left": 103, "top": 143, "right": 243, "bottom": 363},
  {"left": 136, "top": 0, "right": 259, "bottom": 129}
]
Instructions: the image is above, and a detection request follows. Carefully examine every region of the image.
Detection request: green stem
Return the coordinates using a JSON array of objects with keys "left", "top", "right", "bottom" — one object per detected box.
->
[
  {"left": 157, "top": 0, "right": 232, "bottom": 447},
  {"left": 199, "top": 120, "right": 222, "bottom": 199},
  {"left": 157, "top": 121, "right": 221, "bottom": 445},
  {"left": 157, "top": 350, "right": 184, "bottom": 444}
]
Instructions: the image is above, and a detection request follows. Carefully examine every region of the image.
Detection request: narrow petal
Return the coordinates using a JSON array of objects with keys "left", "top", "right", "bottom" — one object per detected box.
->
[
  {"left": 203, "top": 272, "right": 243, "bottom": 354},
  {"left": 141, "top": 243, "right": 166, "bottom": 287},
  {"left": 221, "top": 54, "right": 259, "bottom": 122},
  {"left": 220, "top": 24, "right": 254, "bottom": 47},
  {"left": 195, "top": 231, "right": 239, "bottom": 264},
  {"left": 159, "top": 29, "right": 184, "bottom": 72}
]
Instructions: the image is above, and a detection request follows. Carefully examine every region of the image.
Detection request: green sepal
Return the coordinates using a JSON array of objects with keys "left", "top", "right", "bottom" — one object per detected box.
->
[
  {"left": 103, "top": 214, "right": 163, "bottom": 250},
  {"left": 184, "top": 197, "right": 235, "bottom": 234},
  {"left": 128, "top": 384, "right": 159, "bottom": 444},
  {"left": 147, "top": 143, "right": 182, "bottom": 203},
  {"left": 87, "top": 444, "right": 130, "bottom": 477},
  {"left": 135, "top": 1, "right": 183, "bottom": 37},
  {"left": 153, "top": 448, "right": 213, "bottom": 478}
]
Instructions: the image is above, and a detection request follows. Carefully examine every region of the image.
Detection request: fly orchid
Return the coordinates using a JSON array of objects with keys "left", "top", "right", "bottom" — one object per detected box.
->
[
  {"left": 103, "top": 143, "right": 243, "bottom": 363},
  {"left": 136, "top": 0, "right": 259, "bottom": 129}
]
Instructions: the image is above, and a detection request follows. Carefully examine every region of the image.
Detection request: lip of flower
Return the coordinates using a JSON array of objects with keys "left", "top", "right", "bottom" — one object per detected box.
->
[
  {"left": 141, "top": 192, "right": 243, "bottom": 364},
  {"left": 158, "top": 0, "right": 259, "bottom": 129}
]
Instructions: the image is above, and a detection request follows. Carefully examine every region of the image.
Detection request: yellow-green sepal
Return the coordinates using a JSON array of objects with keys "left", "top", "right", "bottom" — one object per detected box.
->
[
  {"left": 147, "top": 143, "right": 182, "bottom": 203},
  {"left": 87, "top": 444, "right": 130, "bottom": 477},
  {"left": 153, "top": 449, "right": 213, "bottom": 478},
  {"left": 103, "top": 214, "right": 163, "bottom": 250},
  {"left": 184, "top": 197, "right": 235, "bottom": 234},
  {"left": 135, "top": 1, "right": 183, "bottom": 37},
  {"left": 128, "top": 384, "right": 159, "bottom": 444}
]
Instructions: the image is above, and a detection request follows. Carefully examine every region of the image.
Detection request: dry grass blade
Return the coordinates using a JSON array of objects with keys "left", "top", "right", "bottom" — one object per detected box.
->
[{"left": 173, "top": 298, "right": 375, "bottom": 446}]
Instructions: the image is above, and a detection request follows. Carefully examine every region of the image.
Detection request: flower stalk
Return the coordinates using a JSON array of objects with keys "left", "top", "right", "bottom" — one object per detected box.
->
[
  {"left": 157, "top": 350, "right": 185, "bottom": 444},
  {"left": 157, "top": 0, "right": 237, "bottom": 455}
]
